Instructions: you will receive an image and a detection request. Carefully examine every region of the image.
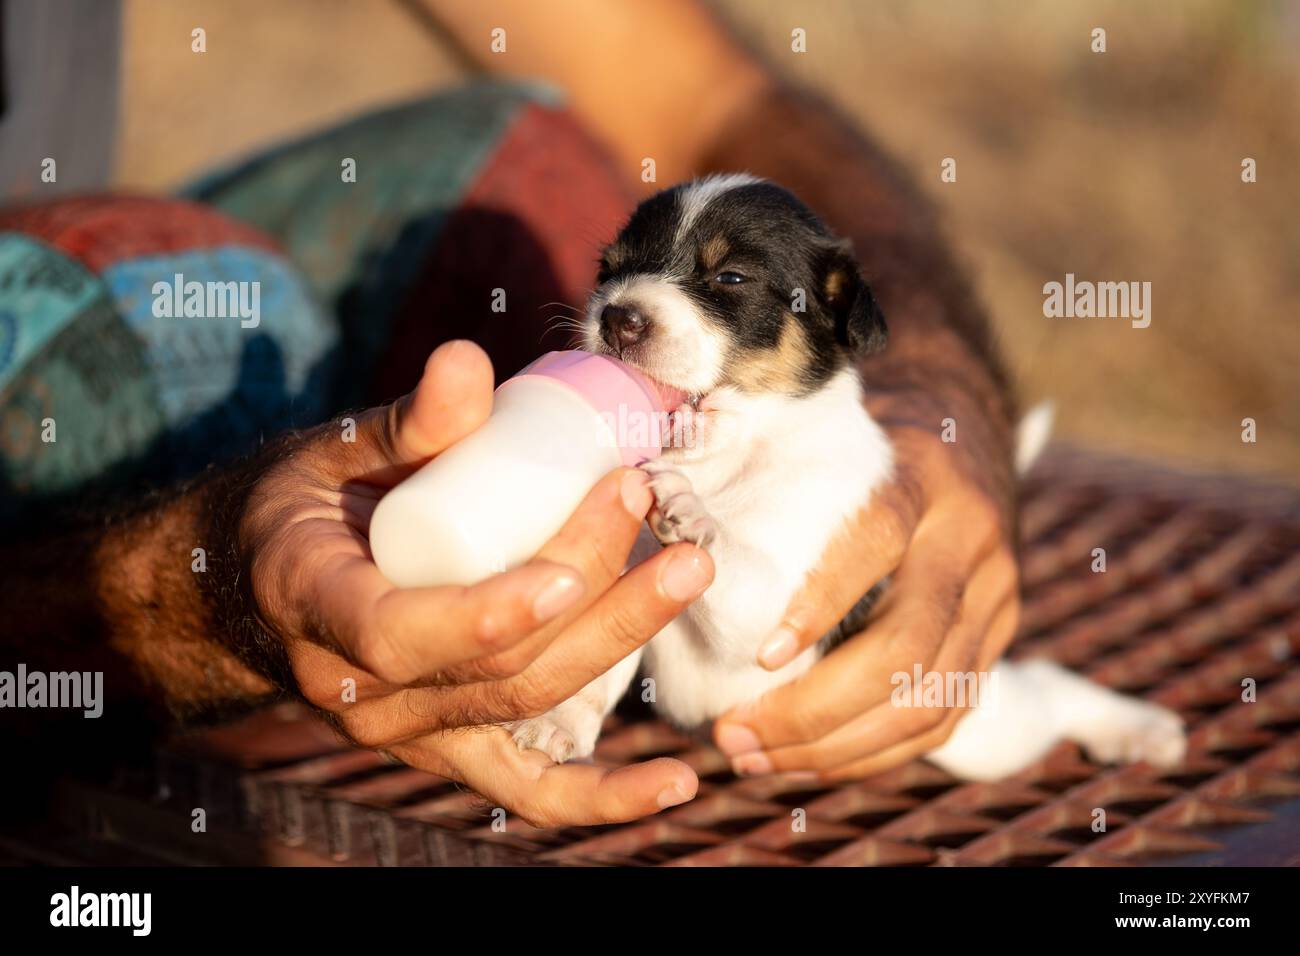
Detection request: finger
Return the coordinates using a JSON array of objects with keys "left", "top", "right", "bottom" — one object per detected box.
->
[
  {"left": 349, "top": 339, "right": 496, "bottom": 484},
  {"left": 335, "top": 540, "right": 710, "bottom": 744},
  {"left": 431, "top": 467, "right": 656, "bottom": 685},
  {"left": 746, "top": 587, "right": 1014, "bottom": 775},
  {"left": 754, "top": 476, "right": 920, "bottom": 671},
  {"left": 820, "top": 709, "right": 966, "bottom": 783},
  {"left": 816, "top": 590, "right": 1008, "bottom": 785},
  {"left": 311, "top": 466, "right": 649, "bottom": 685},
  {"left": 813, "top": 600, "right": 1019, "bottom": 782},
  {"left": 714, "top": 522, "right": 990, "bottom": 756},
  {"left": 287, "top": 637, "right": 395, "bottom": 709},
  {"left": 392, "top": 726, "right": 698, "bottom": 828},
  {"left": 502, "top": 543, "right": 713, "bottom": 712},
  {"left": 506, "top": 467, "right": 655, "bottom": 633},
  {"left": 974, "top": 578, "right": 1021, "bottom": 672},
  {"left": 317, "top": 468, "right": 663, "bottom": 743},
  {"left": 426, "top": 542, "right": 713, "bottom": 728},
  {"left": 315, "top": 549, "right": 585, "bottom": 684}
]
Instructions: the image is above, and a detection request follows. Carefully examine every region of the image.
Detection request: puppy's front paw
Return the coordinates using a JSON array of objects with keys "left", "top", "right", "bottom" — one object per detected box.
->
[{"left": 641, "top": 462, "right": 717, "bottom": 549}]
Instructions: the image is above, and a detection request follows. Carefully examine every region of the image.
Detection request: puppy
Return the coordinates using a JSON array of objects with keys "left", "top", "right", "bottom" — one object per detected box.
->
[{"left": 510, "top": 174, "right": 1186, "bottom": 781}]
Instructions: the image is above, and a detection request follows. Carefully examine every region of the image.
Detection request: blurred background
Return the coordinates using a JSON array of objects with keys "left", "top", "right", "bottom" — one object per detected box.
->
[{"left": 26, "top": 0, "right": 1300, "bottom": 478}]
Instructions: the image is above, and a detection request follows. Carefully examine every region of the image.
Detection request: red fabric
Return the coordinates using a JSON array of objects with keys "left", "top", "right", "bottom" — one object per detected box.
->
[
  {"left": 370, "top": 102, "right": 636, "bottom": 398},
  {"left": 0, "top": 195, "right": 284, "bottom": 271}
]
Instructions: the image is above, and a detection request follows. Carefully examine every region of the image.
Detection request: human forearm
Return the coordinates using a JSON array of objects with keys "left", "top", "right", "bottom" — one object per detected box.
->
[
  {"left": 0, "top": 472, "right": 278, "bottom": 724},
  {"left": 422, "top": 0, "right": 768, "bottom": 186}
]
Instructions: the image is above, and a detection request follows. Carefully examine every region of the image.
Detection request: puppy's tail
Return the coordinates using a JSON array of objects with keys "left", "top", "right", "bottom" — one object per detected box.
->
[{"left": 1014, "top": 401, "right": 1055, "bottom": 475}]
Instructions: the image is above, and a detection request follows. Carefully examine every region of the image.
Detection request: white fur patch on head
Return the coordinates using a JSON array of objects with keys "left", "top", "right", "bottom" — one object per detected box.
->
[
  {"left": 586, "top": 274, "right": 728, "bottom": 393},
  {"left": 673, "top": 172, "right": 763, "bottom": 246}
]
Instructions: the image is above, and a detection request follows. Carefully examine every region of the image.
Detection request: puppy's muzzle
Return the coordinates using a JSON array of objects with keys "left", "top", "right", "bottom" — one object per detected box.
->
[{"left": 600, "top": 302, "right": 650, "bottom": 351}]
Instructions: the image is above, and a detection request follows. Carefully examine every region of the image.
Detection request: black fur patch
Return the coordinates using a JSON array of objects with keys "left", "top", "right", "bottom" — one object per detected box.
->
[{"left": 598, "top": 180, "right": 887, "bottom": 395}]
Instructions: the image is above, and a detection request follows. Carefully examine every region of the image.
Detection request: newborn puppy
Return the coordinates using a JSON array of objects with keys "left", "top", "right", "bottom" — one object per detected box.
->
[{"left": 510, "top": 175, "right": 1185, "bottom": 781}]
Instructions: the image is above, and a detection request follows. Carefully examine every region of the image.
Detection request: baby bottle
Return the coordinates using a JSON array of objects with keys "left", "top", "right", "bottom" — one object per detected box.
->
[{"left": 369, "top": 350, "right": 675, "bottom": 588}]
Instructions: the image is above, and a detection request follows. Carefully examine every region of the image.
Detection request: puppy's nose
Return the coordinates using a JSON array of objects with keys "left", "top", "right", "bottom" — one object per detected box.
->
[{"left": 600, "top": 303, "right": 649, "bottom": 350}]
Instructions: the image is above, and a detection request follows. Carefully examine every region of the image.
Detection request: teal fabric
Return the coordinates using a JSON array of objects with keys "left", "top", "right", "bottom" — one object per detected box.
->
[
  {"left": 0, "top": 234, "right": 333, "bottom": 523},
  {"left": 0, "top": 235, "right": 163, "bottom": 505},
  {"left": 100, "top": 247, "right": 331, "bottom": 433},
  {"left": 0, "top": 235, "right": 109, "bottom": 395},
  {"left": 0, "top": 82, "right": 561, "bottom": 527},
  {"left": 184, "top": 80, "right": 563, "bottom": 404}
]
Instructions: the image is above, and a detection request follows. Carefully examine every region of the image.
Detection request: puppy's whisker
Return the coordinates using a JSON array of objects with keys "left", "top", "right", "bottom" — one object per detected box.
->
[
  {"left": 540, "top": 314, "right": 590, "bottom": 346},
  {"left": 543, "top": 314, "right": 588, "bottom": 334}
]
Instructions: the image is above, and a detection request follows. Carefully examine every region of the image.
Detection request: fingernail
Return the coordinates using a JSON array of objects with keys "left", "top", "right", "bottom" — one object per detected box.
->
[
  {"left": 732, "top": 752, "right": 773, "bottom": 776},
  {"left": 656, "top": 783, "right": 692, "bottom": 809},
  {"left": 715, "top": 723, "right": 761, "bottom": 756},
  {"left": 758, "top": 625, "right": 800, "bottom": 669},
  {"left": 532, "top": 574, "right": 581, "bottom": 622},
  {"left": 658, "top": 547, "right": 711, "bottom": 602},
  {"left": 621, "top": 469, "right": 653, "bottom": 517}
]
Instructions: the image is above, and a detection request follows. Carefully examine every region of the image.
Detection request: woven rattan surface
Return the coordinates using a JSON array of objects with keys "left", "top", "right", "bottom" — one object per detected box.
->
[{"left": 35, "top": 446, "right": 1300, "bottom": 866}]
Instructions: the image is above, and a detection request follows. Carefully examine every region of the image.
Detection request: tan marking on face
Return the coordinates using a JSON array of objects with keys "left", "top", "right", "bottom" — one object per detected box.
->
[
  {"left": 701, "top": 235, "right": 731, "bottom": 273},
  {"left": 826, "top": 265, "right": 847, "bottom": 299},
  {"left": 725, "top": 314, "right": 814, "bottom": 395},
  {"left": 823, "top": 265, "right": 848, "bottom": 305},
  {"left": 602, "top": 243, "right": 627, "bottom": 273}
]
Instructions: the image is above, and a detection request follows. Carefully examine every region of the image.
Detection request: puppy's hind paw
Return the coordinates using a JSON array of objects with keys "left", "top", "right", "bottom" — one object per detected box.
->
[
  {"left": 508, "top": 716, "right": 577, "bottom": 764},
  {"left": 1079, "top": 700, "right": 1187, "bottom": 769}
]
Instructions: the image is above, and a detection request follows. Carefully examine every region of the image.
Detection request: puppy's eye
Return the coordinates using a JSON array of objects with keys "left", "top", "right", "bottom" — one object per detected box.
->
[{"left": 713, "top": 271, "right": 748, "bottom": 285}]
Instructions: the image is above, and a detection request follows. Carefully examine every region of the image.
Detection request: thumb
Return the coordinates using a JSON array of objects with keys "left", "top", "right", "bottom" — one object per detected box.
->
[{"left": 354, "top": 340, "right": 496, "bottom": 481}]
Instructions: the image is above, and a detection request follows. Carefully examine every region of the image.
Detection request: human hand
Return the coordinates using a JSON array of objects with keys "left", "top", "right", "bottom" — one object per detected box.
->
[
  {"left": 712, "top": 427, "right": 1019, "bottom": 781},
  {"left": 238, "top": 339, "right": 714, "bottom": 825}
]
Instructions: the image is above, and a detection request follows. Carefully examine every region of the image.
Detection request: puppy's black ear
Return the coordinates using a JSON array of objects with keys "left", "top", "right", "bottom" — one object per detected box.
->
[{"left": 818, "top": 240, "right": 887, "bottom": 355}]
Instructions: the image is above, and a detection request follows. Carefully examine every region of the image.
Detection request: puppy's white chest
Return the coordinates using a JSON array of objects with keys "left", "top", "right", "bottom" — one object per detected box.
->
[
  {"left": 643, "top": 371, "right": 893, "bottom": 727},
  {"left": 644, "top": 618, "right": 822, "bottom": 728}
]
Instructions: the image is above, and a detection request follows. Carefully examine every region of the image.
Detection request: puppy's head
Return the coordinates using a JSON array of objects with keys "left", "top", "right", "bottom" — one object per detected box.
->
[{"left": 583, "top": 175, "right": 886, "bottom": 404}]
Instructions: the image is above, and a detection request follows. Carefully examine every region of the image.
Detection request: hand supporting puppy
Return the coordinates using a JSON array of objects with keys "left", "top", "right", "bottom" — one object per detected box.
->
[
  {"left": 713, "top": 424, "right": 1020, "bottom": 781},
  {"left": 232, "top": 340, "right": 715, "bottom": 827},
  {"left": 0, "top": 340, "right": 714, "bottom": 829}
]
